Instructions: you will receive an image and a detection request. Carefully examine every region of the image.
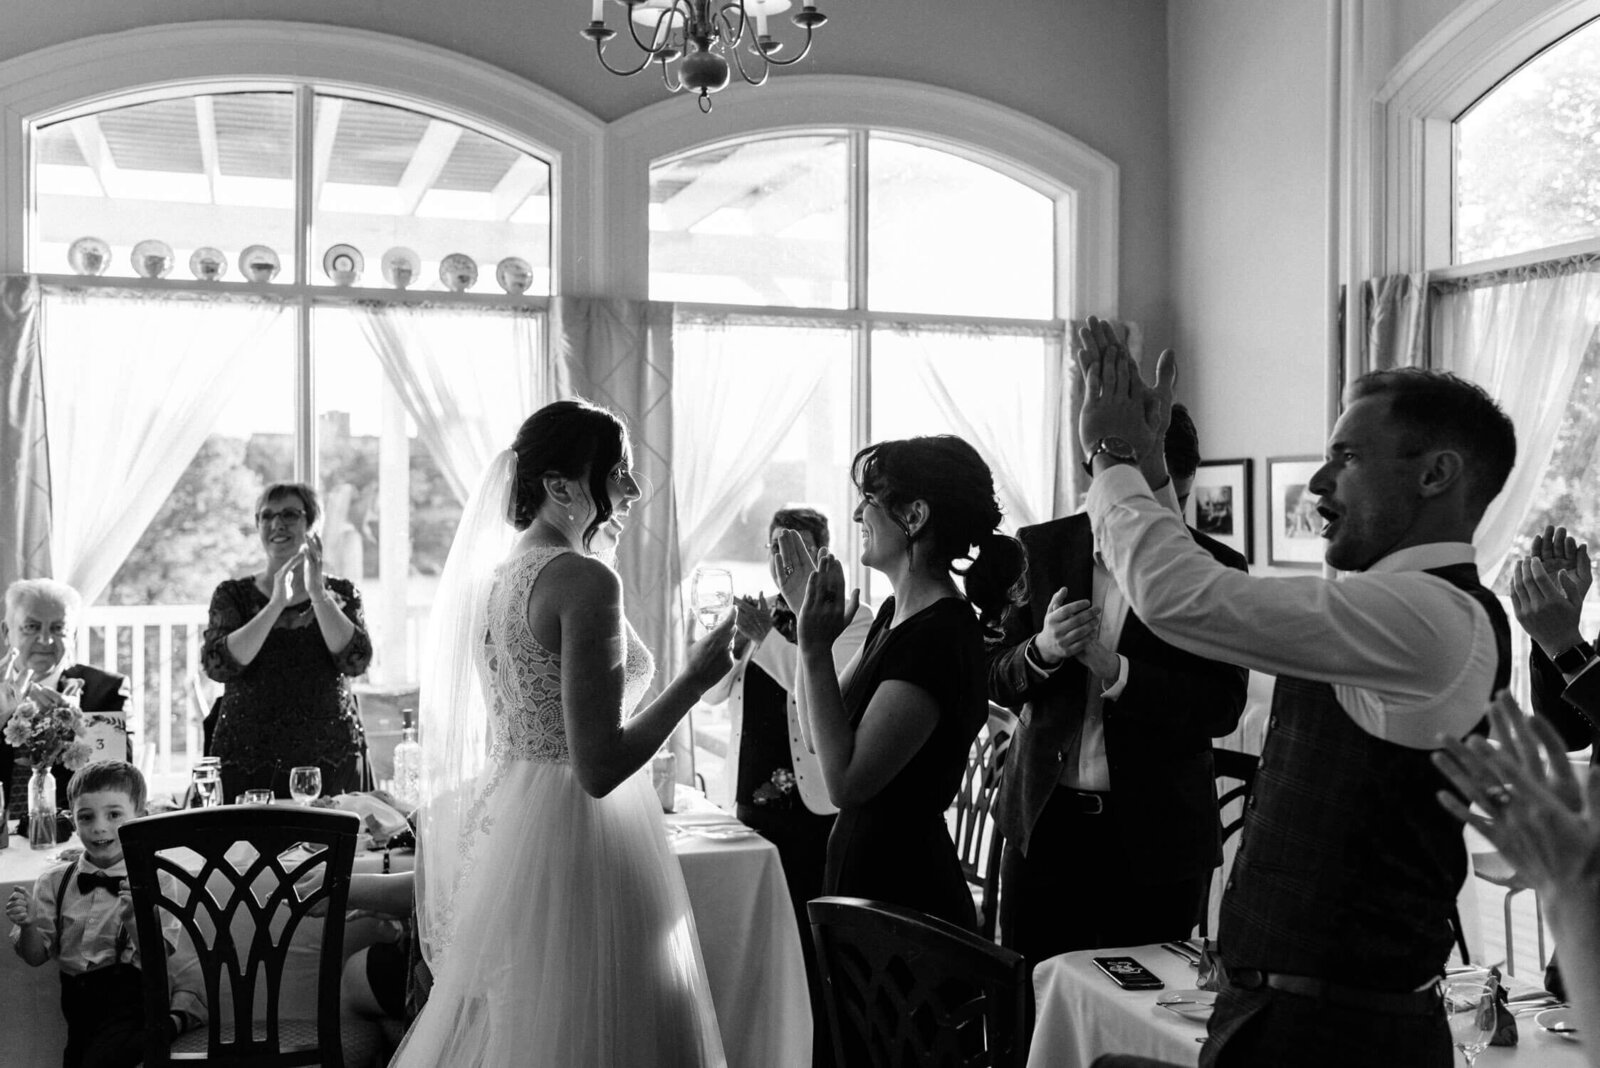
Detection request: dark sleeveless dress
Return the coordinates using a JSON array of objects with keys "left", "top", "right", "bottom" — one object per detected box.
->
[{"left": 822, "top": 596, "right": 988, "bottom": 929}]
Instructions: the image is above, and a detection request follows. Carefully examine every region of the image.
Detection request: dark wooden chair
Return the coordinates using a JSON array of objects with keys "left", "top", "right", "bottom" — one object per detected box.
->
[
  {"left": 951, "top": 717, "right": 1012, "bottom": 940},
  {"left": 1199, "top": 747, "right": 1258, "bottom": 939},
  {"left": 121, "top": 805, "right": 379, "bottom": 1067},
  {"left": 808, "top": 895, "right": 1033, "bottom": 1068},
  {"left": 1089, "top": 1056, "right": 1187, "bottom": 1067}
]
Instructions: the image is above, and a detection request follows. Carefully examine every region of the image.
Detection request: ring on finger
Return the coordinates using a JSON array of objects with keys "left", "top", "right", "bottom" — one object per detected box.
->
[{"left": 1484, "top": 783, "right": 1515, "bottom": 810}]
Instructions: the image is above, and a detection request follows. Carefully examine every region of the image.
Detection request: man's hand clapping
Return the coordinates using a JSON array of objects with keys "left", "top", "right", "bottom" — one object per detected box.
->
[{"left": 1076, "top": 315, "right": 1177, "bottom": 464}]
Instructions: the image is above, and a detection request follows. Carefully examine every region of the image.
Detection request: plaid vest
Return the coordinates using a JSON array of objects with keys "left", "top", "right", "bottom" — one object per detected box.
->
[{"left": 1218, "top": 562, "right": 1510, "bottom": 988}]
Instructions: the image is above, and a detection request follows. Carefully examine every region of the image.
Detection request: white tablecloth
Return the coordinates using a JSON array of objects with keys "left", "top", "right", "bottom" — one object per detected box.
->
[
  {"left": 1027, "top": 944, "right": 1589, "bottom": 1068},
  {"left": 1, "top": 801, "right": 811, "bottom": 1068}
]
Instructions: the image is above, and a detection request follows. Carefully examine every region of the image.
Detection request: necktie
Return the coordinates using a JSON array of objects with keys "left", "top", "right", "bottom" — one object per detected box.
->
[{"left": 77, "top": 870, "right": 124, "bottom": 896}]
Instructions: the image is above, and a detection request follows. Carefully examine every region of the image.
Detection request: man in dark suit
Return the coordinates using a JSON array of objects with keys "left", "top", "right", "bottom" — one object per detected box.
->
[
  {"left": 1, "top": 579, "right": 132, "bottom": 814},
  {"left": 987, "top": 404, "right": 1249, "bottom": 961}
]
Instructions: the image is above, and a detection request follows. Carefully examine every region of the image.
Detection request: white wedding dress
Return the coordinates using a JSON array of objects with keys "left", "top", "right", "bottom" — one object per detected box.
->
[{"left": 390, "top": 545, "right": 726, "bottom": 1067}]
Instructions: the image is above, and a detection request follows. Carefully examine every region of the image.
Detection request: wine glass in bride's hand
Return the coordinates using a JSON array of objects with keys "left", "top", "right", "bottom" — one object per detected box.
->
[
  {"left": 289, "top": 765, "right": 323, "bottom": 806},
  {"left": 691, "top": 568, "right": 734, "bottom": 635},
  {"left": 1443, "top": 981, "right": 1495, "bottom": 1065}
]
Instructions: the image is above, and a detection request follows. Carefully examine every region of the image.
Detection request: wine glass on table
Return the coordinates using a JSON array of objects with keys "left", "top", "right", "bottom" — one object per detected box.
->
[
  {"left": 1442, "top": 980, "right": 1495, "bottom": 1065},
  {"left": 289, "top": 765, "right": 323, "bottom": 806},
  {"left": 691, "top": 568, "right": 734, "bottom": 636}
]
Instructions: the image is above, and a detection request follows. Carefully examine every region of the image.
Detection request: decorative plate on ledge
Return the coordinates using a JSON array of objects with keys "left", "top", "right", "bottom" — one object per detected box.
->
[
  {"left": 381, "top": 247, "right": 421, "bottom": 289},
  {"left": 239, "top": 245, "right": 281, "bottom": 283},
  {"left": 190, "top": 247, "right": 227, "bottom": 282},
  {"left": 131, "top": 239, "right": 174, "bottom": 279},
  {"left": 323, "top": 243, "right": 364, "bottom": 286},
  {"left": 496, "top": 256, "right": 533, "bottom": 295},
  {"left": 439, "top": 252, "right": 478, "bottom": 292},
  {"left": 67, "top": 236, "right": 111, "bottom": 277}
]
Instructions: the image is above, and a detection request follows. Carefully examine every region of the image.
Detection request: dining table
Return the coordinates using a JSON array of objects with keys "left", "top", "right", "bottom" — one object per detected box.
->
[
  {"left": 0, "top": 789, "right": 810, "bottom": 1068},
  {"left": 1026, "top": 942, "right": 1589, "bottom": 1068}
]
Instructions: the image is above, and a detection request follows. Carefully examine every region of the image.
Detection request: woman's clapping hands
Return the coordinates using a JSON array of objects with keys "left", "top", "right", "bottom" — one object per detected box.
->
[{"left": 796, "top": 552, "right": 860, "bottom": 654}]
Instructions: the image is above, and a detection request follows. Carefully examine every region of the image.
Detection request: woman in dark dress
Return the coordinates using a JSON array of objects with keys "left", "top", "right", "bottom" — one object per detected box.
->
[
  {"left": 203, "top": 482, "right": 373, "bottom": 801},
  {"left": 787, "top": 435, "right": 1023, "bottom": 929}
]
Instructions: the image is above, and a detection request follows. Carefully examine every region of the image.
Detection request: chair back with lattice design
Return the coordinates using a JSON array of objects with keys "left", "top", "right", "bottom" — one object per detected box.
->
[
  {"left": 951, "top": 719, "right": 1011, "bottom": 939},
  {"left": 1199, "top": 748, "right": 1258, "bottom": 939},
  {"left": 808, "top": 896, "right": 1032, "bottom": 1068},
  {"left": 122, "top": 805, "right": 360, "bottom": 1068}
]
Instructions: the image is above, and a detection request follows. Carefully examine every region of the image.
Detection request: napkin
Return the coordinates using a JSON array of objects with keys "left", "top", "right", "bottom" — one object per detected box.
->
[
  {"left": 332, "top": 792, "right": 412, "bottom": 842},
  {"left": 1485, "top": 965, "right": 1518, "bottom": 1047}
]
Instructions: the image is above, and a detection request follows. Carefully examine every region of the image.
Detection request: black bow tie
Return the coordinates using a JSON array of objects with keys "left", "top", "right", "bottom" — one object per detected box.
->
[{"left": 77, "top": 871, "right": 124, "bottom": 896}]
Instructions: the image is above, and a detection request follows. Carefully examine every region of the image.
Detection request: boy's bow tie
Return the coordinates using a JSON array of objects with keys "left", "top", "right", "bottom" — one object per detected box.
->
[{"left": 77, "top": 870, "right": 124, "bottom": 895}]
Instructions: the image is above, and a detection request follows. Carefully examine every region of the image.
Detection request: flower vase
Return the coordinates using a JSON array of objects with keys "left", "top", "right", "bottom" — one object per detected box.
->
[{"left": 27, "top": 765, "right": 58, "bottom": 850}]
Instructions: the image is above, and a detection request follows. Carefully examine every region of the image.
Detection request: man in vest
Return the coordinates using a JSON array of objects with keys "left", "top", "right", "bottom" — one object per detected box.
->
[{"left": 1075, "top": 317, "right": 1516, "bottom": 1067}]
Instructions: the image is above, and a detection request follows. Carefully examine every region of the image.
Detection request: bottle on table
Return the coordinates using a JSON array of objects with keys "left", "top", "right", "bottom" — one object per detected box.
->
[
  {"left": 392, "top": 724, "right": 422, "bottom": 811},
  {"left": 651, "top": 748, "right": 677, "bottom": 813}
]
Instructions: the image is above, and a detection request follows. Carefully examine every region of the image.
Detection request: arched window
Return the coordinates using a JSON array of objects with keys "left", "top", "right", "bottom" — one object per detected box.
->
[{"left": 31, "top": 84, "right": 554, "bottom": 700}]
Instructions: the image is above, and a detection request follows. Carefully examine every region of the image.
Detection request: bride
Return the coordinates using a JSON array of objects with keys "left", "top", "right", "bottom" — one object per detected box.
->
[{"left": 393, "top": 399, "right": 736, "bottom": 1067}]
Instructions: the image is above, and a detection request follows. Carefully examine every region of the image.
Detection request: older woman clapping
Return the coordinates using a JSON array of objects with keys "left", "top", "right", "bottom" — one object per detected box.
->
[{"left": 203, "top": 482, "right": 372, "bottom": 802}]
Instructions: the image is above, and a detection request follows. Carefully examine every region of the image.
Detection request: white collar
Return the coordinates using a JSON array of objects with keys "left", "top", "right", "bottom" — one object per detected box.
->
[{"left": 1354, "top": 542, "right": 1476, "bottom": 577}]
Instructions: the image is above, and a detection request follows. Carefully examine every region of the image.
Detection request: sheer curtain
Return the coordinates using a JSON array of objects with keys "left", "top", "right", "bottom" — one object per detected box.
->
[
  {"left": 672, "top": 312, "right": 845, "bottom": 569},
  {"left": 1365, "top": 272, "right": 1431, "bottom": 371},
  {"left": 1432, "top": 256, "right": 1600, "bottom": 586},
  {"left": 351, "top": 302, "right": 543, "bottom": 504},
  {"left": 0, "top": 277, "right": 50, "bottom": 590},
  {"left": 874, "top": 321, "right": 1068, "bottom": 529},
  {"left": 45, "top": 289, "right": 286, "bottom": 606}
]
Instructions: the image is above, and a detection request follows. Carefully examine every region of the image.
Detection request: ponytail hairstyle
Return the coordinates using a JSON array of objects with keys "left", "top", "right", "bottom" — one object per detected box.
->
[
  {"left": 850, "top": 435, "right": 1026, "bottom": 630},
  {"left": 509, "top": 399, "right": 630, "bottom": 548}
]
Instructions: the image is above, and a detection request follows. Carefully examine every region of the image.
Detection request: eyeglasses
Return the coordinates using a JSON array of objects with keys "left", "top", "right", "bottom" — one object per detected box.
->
[
  {"left": 257, "top": 508, "right": 306, "bottom": 525},
  {"left": 18, "top": 621, "right": 70, "bottom": 638},
  {"left": 609, "top": 464, "right": 634, "bottom": 486}
]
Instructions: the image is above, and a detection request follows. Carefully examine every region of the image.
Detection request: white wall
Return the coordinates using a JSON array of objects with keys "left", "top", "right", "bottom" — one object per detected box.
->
[
  {"left": 0, "top": 0, "right": 1174, "bottom": 336},
  {"left": 1167, "top": 0, "right": 1338, "bottom": 572}
]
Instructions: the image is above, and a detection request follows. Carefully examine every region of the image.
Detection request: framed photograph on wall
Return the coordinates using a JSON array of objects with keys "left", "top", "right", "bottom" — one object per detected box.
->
[
  {"left": 1183, "top": 458, "right": 1253, "bottom": 562},
  {"left": 1267, "top": 455, "right": 1325, "bottom": 569}
]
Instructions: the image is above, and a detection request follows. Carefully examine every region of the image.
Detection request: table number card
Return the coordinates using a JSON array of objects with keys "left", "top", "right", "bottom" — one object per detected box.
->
[{"left": 80, "top": 713, "right": 129, "bottom": 766}]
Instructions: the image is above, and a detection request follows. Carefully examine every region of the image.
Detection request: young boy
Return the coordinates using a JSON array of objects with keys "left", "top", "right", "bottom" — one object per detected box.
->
[{"left": 5, "top": 761, "right": 203, "bottom": 1068}]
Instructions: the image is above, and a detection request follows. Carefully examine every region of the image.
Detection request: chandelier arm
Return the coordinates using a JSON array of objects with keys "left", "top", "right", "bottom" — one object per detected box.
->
[
  {"left": 661, "top": 56, "right": 686, "bottom": 93},
  {"left": 756, "top": 25, "right": 816, "bottom": 67},
  {"left": 592, "top": 35, "right": 664, "bottom": 77},
  {"left": 715, "top": 2, "right": 750, "bottom": 47},
  {"left": 625, "top": 3, "right": 687, "bottom": 56},
  {"left": 724, "top": 33, "right": 771, "bottom": 87}
]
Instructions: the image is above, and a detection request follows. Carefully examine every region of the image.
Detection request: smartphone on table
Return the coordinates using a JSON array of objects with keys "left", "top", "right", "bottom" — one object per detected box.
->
[{"left": 1092, "top": 955, "right": 1165, "bottom": 990}]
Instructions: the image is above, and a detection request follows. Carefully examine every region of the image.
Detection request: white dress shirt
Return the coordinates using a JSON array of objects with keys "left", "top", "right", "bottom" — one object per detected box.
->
[
  {"left": 706, "top": 602, "right": 874, "bottom": 814},
  {"left": 1087, "top": 464, "right": 1500, "bottom": 750}
]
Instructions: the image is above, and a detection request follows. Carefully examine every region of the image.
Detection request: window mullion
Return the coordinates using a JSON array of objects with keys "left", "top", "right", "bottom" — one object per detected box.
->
[
  {"left": 293, "top": 85, "right": 317, "bottom": 485},
  {"left": 848, "top": 129, "right": 871, "bottom": 596}
]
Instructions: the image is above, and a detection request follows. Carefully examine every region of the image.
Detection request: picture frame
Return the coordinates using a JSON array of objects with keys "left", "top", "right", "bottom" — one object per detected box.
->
[
  {"left": 1267, "top": 455, "right": 1325, "bottom": 569},
  {"left": 1183, "top": 458, "right": 1253, "bottom": 563}
]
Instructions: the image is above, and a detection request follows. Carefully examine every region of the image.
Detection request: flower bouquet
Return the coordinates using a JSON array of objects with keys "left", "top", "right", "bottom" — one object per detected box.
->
[{"left": 2, "top": 686, "right": 93, "bottom": 848}]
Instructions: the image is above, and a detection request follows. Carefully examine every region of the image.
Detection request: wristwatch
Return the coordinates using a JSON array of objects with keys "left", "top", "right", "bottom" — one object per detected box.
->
[
  {"left": 1087, "top": 436, "right": 1139, "bottom": 467},
  {"left": 1553, "top": 639, "right": 1596, "bottom": 674}
]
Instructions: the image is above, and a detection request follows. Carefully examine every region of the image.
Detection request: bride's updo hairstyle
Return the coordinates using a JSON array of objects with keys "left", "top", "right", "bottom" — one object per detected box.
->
[
  {"left": 510, "top": 399, "right": 629, "bottom": 547},
  {"left": 850, "top": 434, "right": 1026, "bottom": 630}
]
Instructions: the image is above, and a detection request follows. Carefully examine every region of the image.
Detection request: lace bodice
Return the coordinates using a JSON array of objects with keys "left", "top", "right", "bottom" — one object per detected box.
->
[{"left": 483, "top": 545, "right": 656, "bottom": 763}]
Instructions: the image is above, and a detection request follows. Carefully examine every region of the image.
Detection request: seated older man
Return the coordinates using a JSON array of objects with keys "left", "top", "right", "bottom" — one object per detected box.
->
[{"left": 0, "top": 579, "right": 131, "bottom": 813}]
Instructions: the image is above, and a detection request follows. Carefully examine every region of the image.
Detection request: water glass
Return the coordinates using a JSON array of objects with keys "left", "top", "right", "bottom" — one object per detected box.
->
[
  {"left": 289, "top": 766, "right": 323, "bottom": 805},
  {"left": 1442, "top": 980, "right": 1495, "bottom": 1066},
  {"left": 191, "top": 759, "right": 222, "bottom": 808},
  {"left": 240, "top": 789, "right": 274, "bottom": 805},
  {"left": 691, "top": 568, "right": 734, "bottom": 634}
]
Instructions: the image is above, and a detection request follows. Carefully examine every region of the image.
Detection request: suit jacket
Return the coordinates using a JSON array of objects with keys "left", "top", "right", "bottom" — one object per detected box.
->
[
  {"left": 1529, "top": 635, "right": 1600, "bottom": 751},
  {"left": 1, "top": 662, "right": 130, "bottom": 813},
  {"left": 986, "top": 513, "right": 1249, "bottom": 883}
]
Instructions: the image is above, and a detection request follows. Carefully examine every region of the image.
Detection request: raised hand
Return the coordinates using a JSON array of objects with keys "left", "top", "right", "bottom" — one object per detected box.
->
[
  {"left": 1033, "top": 587, "right": 1101, "bottom": 665},
  {"left": 1531, "top": 524, "right": 1593, "bottom": 606},
  {"left": 732, "top": 593, "right": 774, "bottom": 652},
  {"left": 0, "top": 649, "right": 23, "bottom": 717},
  {"left": 269, "top": 548, "right": 304, "bottom": 608},
  {"left": 772, "top": 527, "right": 818, "bottom": 610},
  {"left": 1434, "top": 693, "right": 1600, "bottom": 894},
  {"left": 1076, "top": 315, "right": 1176, "bottom": 463},
  {"left": 796, "top": 552, "right": 860, "bottom": 654},
  {"left": 302, "top": 533, "right": 328, "bottom": 598},
  {"left": 1510, "top": 556, "right": 1586, "bottom": 658},
  {"left": 684, "top": 609, "right": 738, "bottom": 691}
]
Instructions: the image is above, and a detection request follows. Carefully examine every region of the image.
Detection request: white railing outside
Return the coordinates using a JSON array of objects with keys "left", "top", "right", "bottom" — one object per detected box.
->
[{"left": 78, "top": 600, "right": 435, "bottom": 781}]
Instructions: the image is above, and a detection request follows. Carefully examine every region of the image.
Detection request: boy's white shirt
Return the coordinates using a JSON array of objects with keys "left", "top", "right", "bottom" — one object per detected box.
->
[
  {"left": 10, "top": 855, "right": 206, "bottom": 1025},
  {"left": 709, "top": 601, "right": 874, "bottom": 815}
]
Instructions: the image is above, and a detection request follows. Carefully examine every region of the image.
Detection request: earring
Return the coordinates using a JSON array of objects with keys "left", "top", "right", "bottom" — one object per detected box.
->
[{"left": 566, "top": 512, "right": 575, "bottom": 522}]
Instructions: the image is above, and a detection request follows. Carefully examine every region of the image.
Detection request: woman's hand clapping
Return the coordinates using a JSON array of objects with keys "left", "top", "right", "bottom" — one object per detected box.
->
[
  {"left": 303, "top": 533, "right": 328, "bottom": 599},
  {"left": 268, "top": 548, "right": 304, "bottom": 609},
  {"left": 772, "top": 528, "right": 818, "bottom": 611},
  {"left": 796, "top": 552, "right": 860, "bottom": 655}
]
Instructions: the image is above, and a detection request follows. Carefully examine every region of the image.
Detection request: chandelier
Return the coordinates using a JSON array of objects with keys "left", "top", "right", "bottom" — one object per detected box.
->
[{"left": 583, "top": 0, "right": 828, "bottom": 112}]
